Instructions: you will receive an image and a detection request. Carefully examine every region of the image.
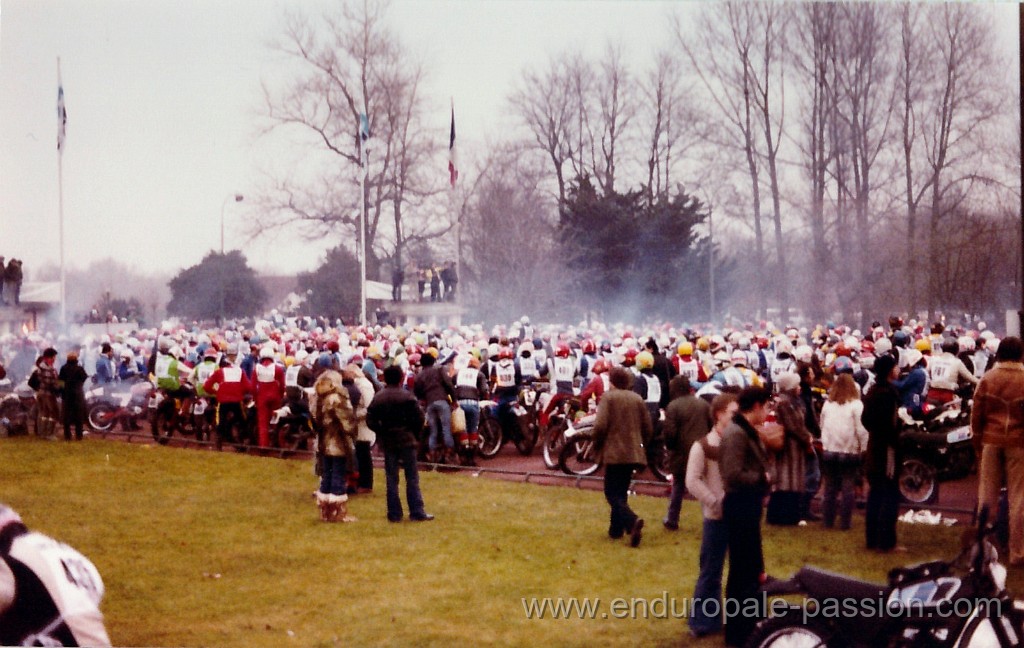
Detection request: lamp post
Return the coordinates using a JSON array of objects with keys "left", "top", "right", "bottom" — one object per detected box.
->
[
  {"left": 219, "top": 193, "right": 243, "bottom": 324},
  {"left": 220, "top": 193, "right": 244, "bottom": 255}
]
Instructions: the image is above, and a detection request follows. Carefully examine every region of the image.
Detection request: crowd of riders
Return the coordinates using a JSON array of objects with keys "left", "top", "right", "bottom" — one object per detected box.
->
[{"left": 0, "top": 312, "right": 996, "bottom": 457}]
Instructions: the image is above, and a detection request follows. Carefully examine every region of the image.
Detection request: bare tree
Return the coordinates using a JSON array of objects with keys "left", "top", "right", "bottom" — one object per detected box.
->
[
  {"left": 677, "top": 4, "right": 769, "bottom": 319},
  {"left": 256, "top": 0, "right": 440, "bottom": 278},
  {"left": 509, "top": 56, "right": 578, "bottom": 204}
]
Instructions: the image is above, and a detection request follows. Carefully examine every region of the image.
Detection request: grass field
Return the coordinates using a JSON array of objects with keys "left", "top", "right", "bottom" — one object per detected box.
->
[{"left": 0, "top": 437, "right": 1017, "bottom": 647}]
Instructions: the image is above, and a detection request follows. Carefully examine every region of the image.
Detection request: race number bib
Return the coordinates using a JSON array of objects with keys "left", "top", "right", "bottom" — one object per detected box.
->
[
  {"left": 519, "top": 357, "right": 537, "bottom": 377},
  {"left": 285, "top": 365, "right": 301, "bottom": 388},
  {"left": 9, "top": 533, "right": 104, "bottom": 619},
  {"left": 678, "top": 360, "right": 699, "bottom": 382},
  {"left": 494, "top": 363, "right": 516, "bottom": 388},
  {"left": 456, "top": 368, "right": 479, "bottom": 388},
  {"left": 553, "top": 358, "right": 574, "bottom": 383},
  {"left": 255, "top": 363, "right": 277, "bottom": 383}
]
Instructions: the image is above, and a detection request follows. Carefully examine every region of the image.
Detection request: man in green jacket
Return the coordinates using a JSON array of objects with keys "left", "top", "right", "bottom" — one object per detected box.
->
[
  {"left": 593, "top": 367, "right": 653, "bottom": 548},
  {"left": 662, "top": 375, "right": 712, "bottom": 530}
]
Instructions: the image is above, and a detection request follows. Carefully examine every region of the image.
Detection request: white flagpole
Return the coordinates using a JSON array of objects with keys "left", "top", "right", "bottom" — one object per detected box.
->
[
  {"left": 57, "top": 57, "right": 67, "bottom": 328},
  {"left": 359, "top": 103, "right": 368, "bottom": 327}
]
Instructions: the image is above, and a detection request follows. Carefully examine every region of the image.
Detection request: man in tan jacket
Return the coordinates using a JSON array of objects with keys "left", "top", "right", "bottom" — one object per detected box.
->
[{"left": 970, "top": 336, "right": 1024, "bottom": 567}]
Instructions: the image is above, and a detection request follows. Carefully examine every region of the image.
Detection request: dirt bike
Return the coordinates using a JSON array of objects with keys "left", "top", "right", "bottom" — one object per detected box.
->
[
  {"left": 476, "top": 387, "right": 540, "bottom": 458},
  {"left": 0, "top": 381, "right": 36, "bottom": 437},
  {"left": 897, "top": 398, "right": 975, "bottom": 506},
  {"left": 149, "top": 384, "right": 201, "bottom": 444},
  {"left": 541, "top": 396, "right": 582, "bottom": 470},
  {"left": 271, "top": 400, "right": 314, "bottom": 452},
  {"left": 557, "top": 416, "right": 671, "bottom": 482},
  {"left": 747, "top": 506, "right": 1024, "bottom": 647},
  {"left": 86, "top": 379, "right": 152, "bottom": 433}
]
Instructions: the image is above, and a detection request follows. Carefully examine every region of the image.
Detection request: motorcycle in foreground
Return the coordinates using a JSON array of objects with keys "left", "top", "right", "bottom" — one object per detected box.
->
[
  {"left": 476, "top": 386, "right": 541, "bottom": 458},
  {"left": 747, "top": 507, "right": 1024, "bottom": 648},
  {"left": 86, "top": 378, "right": 152, "bottom": 433},
  {"left": 898, "top": 396, "right": 975, "bottom": 506},
  {"left": 556, "top": 415, "right": 671, "bottom": 481}
]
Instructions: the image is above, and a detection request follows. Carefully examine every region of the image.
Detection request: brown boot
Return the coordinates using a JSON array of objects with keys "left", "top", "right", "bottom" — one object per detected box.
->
[
  {"left": 335, "top": 494, "right": 357, "bottom": 522},
  {"left": 316, "top": 493, "right": 331, "bottom": 522}
]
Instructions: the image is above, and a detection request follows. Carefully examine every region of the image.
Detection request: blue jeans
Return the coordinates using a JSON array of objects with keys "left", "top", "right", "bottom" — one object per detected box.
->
[
  {"left": 384, "top": 445, "right": 427, "bottom": 521},
  {"left": 663, "top": 470, "right": 687, "bottom": 528},
  {"left": 459, "top": 399, "right": 480, "bottom": 441},
  {"left": 691, "top": 517, "right": 729, "bottom": 635},
  {"left": 319, "top": 455, "right": 348, "bottom": 496},
  {"left": 425, "top": 400, "right": 454, "bottom": 451}
]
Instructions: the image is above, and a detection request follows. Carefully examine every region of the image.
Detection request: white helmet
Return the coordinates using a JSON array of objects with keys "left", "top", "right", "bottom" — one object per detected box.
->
[
  {"left": 874, "top": 338, "right": 893, "bottom": 355},
  {"left": 731, "top": 350, "right": 747, "bottom": 366},
  {"left": 957, "top": 336, "right": 975, "bottom": 354},
  {"left": 259, "top": 345, "right": 274, "bottom": 360},
  {"left": 794, "top": 345, "right": 814, "bottom": 364}
]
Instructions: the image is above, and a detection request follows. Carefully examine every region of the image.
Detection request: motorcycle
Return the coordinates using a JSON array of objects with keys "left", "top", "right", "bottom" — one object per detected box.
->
[
  {"left": 85, "top": 378, "right": 151, "bottom": 433},
  {"left": 541, "top": 396, "right": 583, "bottom": 470},
  {"left": 271, "top": 390, "right": 315, "bottom": 452},
  {"left": 898, "top": 397, "right": 975, "bottom": 505},
  {"left": 0, "top": 381, "right": 36, "bottom": 437},
  {"left": 475, "top": 386, "right": 541, "bottom": 458},
  {"left": 557, "top": 414, "right": 671, "bottom": 482},
  {"left": 747, "top": 506, "right": 1024, "bottom": 648},
  {"left": 149, "top": 384, "right": 201, "bottom": 444}
]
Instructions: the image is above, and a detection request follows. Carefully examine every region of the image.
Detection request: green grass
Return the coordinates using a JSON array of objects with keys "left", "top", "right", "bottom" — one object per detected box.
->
[{"left": 0, "top": 437, "right": 1017, "bottom": 647}]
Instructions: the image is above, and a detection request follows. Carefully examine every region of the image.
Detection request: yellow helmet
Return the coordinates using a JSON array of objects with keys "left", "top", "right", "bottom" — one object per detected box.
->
[
  {"left": 696, "top": 337, "right": 710, "bottom": 352},
  {"left": 914, "top": 338, "right": 932, "bottom": 353},
  {"left": 636, "top": 351, "right": 655, "bottom": 371},
  {"left": 677, "top": 341, "right": 694, "bottom": 356},
  {"left": 284, "top": 356, "right": 295, "bottom": 367}
]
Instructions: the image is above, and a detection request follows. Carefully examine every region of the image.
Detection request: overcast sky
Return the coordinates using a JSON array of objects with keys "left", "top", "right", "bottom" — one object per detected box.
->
[
  {"left": 0, "top": 0, "right": 1018, "bottom": 280},
  {"left": 0, "top": 0, "right": 687, "bottom": 279}
]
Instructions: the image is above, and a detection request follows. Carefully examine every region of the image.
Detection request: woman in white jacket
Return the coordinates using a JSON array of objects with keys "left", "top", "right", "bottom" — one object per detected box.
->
[
  {"left": 818, "top": 373, "right": 870, "bottom": 530},
  {"left": 684, "top": 392, "right": 738, "bottom": 639}
]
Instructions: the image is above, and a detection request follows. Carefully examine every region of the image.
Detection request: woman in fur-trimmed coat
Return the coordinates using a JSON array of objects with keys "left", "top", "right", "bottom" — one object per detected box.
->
[
  {"left": 767, "top": 373, "right": 813, "bottom": 526},
  {"left": 311, "top": 370, "right": 358, "bottom": 522}
]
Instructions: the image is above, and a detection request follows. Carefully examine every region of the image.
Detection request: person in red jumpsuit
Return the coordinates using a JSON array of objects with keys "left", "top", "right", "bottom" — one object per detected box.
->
[{"left": 253, "top": 346, "right": 286, "bottom": 448}]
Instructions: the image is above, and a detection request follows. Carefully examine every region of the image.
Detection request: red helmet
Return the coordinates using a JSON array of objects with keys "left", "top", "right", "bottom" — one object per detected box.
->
[
  {"left": 408, "top": 353, "right": 422, "bottom": 366},
  {"left": 581, "top": 339, "right": 597, "bottom": 355},
  {"left": 860, "top": 339, "right": 875, "bottom": 356},
  {"left": 755, "top": 335, "right": 770, "bottom": 349},
  {"left": 834, "top": 343, "right": 852, "bottom": 358},
  {"left": 555, "top": 343, "right": 571, "bottom": 358},
  {"left": 498, "top": 347, "right": 514, "bottom": 360},
  {"left": 622, "top": 348, "right": 638, "bottom": 366},
  {"left": 591, "top": 359, "right": 610, "bottom": 374}
]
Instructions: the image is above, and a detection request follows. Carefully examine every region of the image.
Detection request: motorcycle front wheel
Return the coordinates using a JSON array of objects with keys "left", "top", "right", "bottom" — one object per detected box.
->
[
  {"left": 87, "top": 403, "right": 117, "bottom": 433},
  {"left": 513, "top": 416, "right": 538, "bottom": 456},
  {"left": 477, "top": 416, "right": 503, "bottom": 458},
  {"left": 558, "top": 434, "right": 600, "bottom": 476},
  {"left": 542, "top": 418, "right": 569, "bottom": 470},
  {"left": 899, "top": 458, "right": 939, "bottom": 505},
  {"left": 745, "top": 614, "right": 837, "bottom": 648},
  {"left": 150, "top": 405, "right": 175, "bottom": 445}
]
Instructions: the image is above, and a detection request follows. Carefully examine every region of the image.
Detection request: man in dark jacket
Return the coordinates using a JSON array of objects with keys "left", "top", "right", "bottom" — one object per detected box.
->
[
  {"left": 861, "top": 354, "right": 902, "bottom": 553},
  {"left": 662, "top": 375, "right": 712, "bottom": 530},
  {"left": 720, "top": 386, "right": 773, "bottom": 648},
  {"left": 413, "top": 352, "right": 458, "bottom": 464},
  {"left": 367, "top": 365, "right": 433, "bottom": 522},
  {"left": 58, "top": 351, "right": 89, "bottom": 441}
]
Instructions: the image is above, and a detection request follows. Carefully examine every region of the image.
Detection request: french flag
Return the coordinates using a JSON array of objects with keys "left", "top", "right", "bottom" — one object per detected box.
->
[{"left": 448, "top": 104, "right": 458, "bottom": 187}]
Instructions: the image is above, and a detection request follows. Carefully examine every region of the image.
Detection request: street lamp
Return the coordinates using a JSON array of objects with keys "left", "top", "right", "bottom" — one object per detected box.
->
[
  {"left": 219, "top": 193, "right": 243, "bottom": 324},
  {"left": 220, "top": 193, "right": 244, "bottom": 255}
]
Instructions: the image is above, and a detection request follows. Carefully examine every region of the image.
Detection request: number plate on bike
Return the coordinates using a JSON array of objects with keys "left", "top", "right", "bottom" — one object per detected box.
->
[
  {"left": 193, "top": 400, "right": 206, "bottom": 415},
  {"left": 946, "top": 426, "right": 972, "bottom": 444}
]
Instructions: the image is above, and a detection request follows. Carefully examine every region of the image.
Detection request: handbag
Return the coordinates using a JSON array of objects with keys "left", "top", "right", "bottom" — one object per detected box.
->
[{"left": 451, "top": 406, "right": 467, "bottom": 435}]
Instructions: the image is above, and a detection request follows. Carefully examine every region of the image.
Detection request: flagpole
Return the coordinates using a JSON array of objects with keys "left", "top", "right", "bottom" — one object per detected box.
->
[
  {"left": 358, "top": 105, "right": 368, "bottom": 328},
  {"left": 57, "top": 57, "right": 67, "bottom": 328}
]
